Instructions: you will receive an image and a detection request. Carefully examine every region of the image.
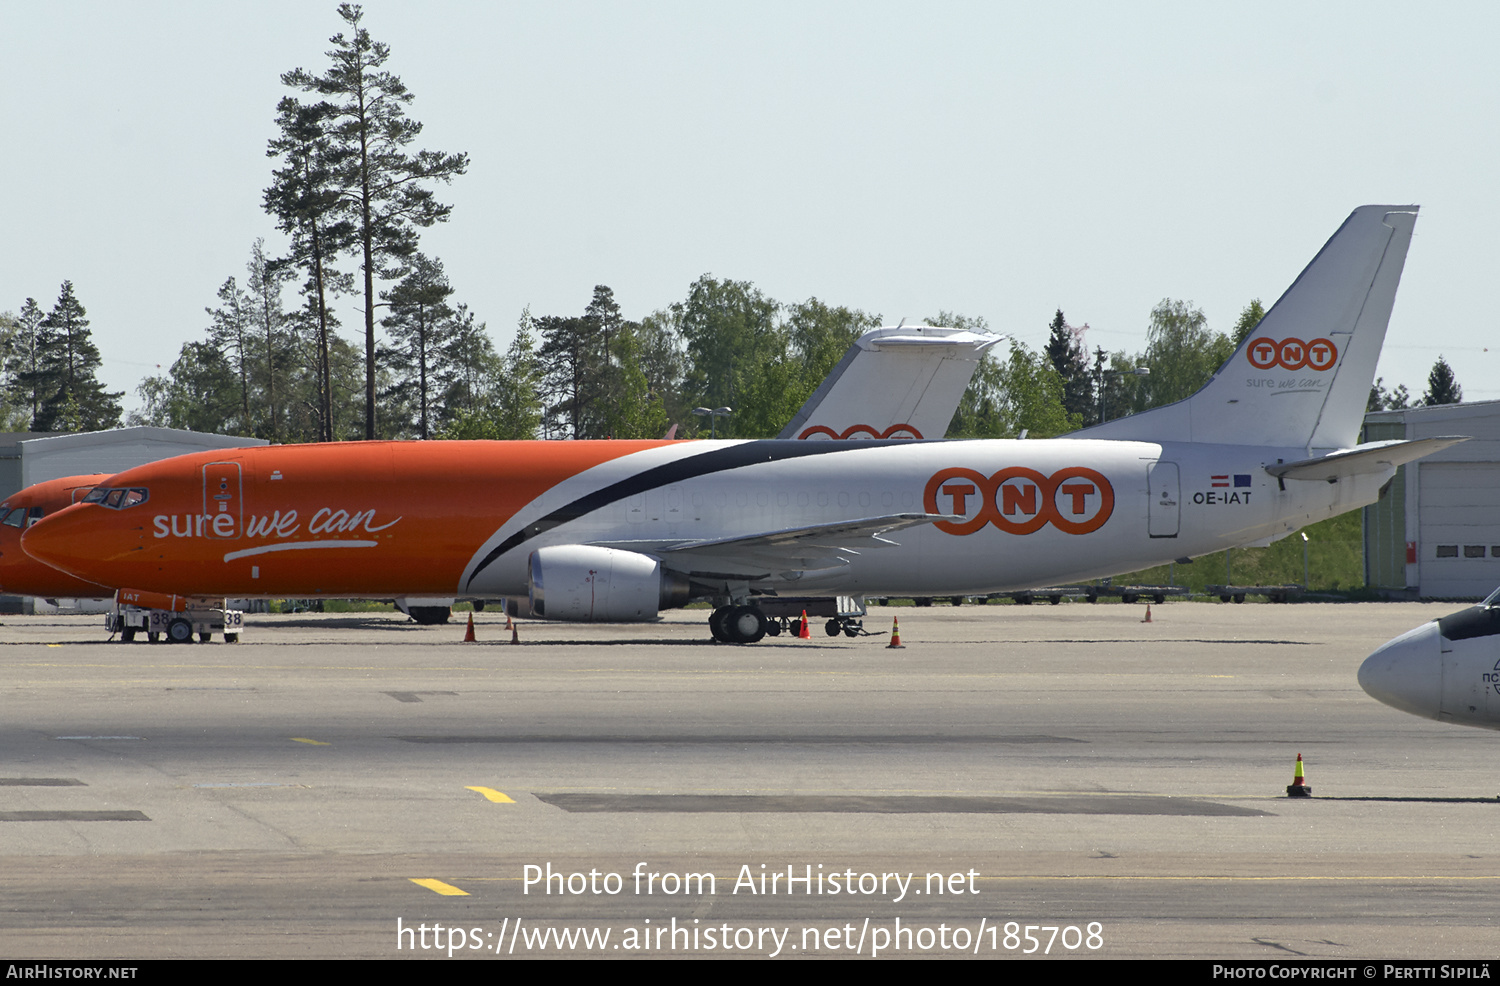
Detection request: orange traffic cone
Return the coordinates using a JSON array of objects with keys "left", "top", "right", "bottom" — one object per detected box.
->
[
  {"left": 505, "top": 613, "right": 513, "bottom": 631},
  {"left": 1141, "top": 604, "right": 1153, "bottom": 623},
  {"left": 464, "top": 612, "right": 477, "bottom": 642},
  {"left": 887, "top": 616, "right": 905, "bottom": 649},
  {"left": 798, "top": 610, "right": 810, "bottom": 639},
  {"left": 1285, "top": 753, "right": 1312, "bottom": 797}
]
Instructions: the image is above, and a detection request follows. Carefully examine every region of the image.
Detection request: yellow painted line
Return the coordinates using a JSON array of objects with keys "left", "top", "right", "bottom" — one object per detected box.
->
[
  {"left": 466, "top": 786, "right": 516, "bottom": 803},
  {"left": 410, "top": 878, "right": 470, "bottom": 896},
  {"left": 290, "top": 737, "right": 329, "bottom": 745}
]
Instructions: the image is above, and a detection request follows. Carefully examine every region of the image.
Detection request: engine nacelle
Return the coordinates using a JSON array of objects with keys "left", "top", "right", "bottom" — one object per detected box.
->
[{"left": 528, "top": 545, "right": 692, "bottom": 622}]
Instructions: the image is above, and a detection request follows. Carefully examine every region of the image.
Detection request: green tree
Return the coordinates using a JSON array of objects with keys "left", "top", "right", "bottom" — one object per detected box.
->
[
  {"left": 31, "top": 282, "right": 121, "bottom": 431},
  {"left": 282, "top": 3, "right": 468, "bottom": 440},
  {"left": 246, "top": 239, "right": 294, "bottom": 441},
  {"left": 132, "top": 342, "right": 241, "bottom": 433},
  {"left": 1231, "top": 299, "right": 1265, "bottom": 347},
  {"left": 948, "top": 338, "right": 1077, "bottom": 439},
  {"left": 205, "top": 276, "right": 256, "bottom": 434},
  {"left": 439, "top": 306, "right": 541, "bottom": 441},
  {"left": 380, "top": 253, "right": 456, "bottom": 439},
  {"left": 5, "top": 298, "right": 48, "bottom": 428},
  {"left": 1134, "top": 299, "right": 1234, "bottom": 412},
  {"left": 1368, "top": 376, "right": 1411, "bottom": 412},
  {"left": 265, "top": 96, "right": 355, "bottom": 441},
  {"left": 677, "top": 276, "right": 784, "bottom": 437},
  {"left": 1423, "top": 356, "right": 1463, "bottom": 406},
  {"left": 1043, "top": 309, "right": 1094, "bottom": 424}
]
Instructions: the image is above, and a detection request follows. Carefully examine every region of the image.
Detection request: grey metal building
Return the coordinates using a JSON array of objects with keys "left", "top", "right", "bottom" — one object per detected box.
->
[{"left": 1364, "top": 401, "right": 1500, "bottom": 599}]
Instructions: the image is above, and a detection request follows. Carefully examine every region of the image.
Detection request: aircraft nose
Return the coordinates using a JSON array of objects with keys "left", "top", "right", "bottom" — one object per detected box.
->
[{"left": 1358, "top": 621, "right": 1443, "bottom": 720}]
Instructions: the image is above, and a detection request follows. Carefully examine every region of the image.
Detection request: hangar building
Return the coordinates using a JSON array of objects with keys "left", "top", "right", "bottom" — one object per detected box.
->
[{"left": 1364, "top": 401, "right": 1500, "bottom": 599}]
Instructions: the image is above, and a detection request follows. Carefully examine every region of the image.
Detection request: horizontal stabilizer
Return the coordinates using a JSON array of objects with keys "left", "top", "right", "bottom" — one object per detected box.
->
[{"left": 1265, "top": 437, "right": 1468, "bottom": 482}]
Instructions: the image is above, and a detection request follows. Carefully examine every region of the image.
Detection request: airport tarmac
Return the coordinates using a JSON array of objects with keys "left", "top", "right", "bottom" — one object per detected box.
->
[{"left": 0, "top": 600, "right": 1494, "bottom": 959}]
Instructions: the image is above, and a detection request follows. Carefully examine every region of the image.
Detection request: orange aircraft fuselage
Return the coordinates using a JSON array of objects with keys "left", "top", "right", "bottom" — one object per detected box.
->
[
  {"left": 22, "top": 442, "right": 663, "bottom": 598},
  {"left": 0, "top": 474, "right": 113, "bottom": 598}
]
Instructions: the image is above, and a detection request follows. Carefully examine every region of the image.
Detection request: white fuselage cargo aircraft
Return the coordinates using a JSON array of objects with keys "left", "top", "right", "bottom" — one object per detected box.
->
[
  {"left": 23, "top": 206, "right": 1459, "bottom": 643},
  {"left": 1360, "top": 590, "right": 1500, "bottom": 730}
]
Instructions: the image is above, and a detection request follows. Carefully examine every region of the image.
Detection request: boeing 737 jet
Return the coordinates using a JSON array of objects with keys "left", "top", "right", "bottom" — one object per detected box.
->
[
  {"left": 23, "top": 206, "right": 1457, "bottom": 643},
  {"left": 2, "top": 325, "right": 996, "bottom": 626},
  {"left": 1359, "top": 590, "right": 1500, "bottom": 730}
]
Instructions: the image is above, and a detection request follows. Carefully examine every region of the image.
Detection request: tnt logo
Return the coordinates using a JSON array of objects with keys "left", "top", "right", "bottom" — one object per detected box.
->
[
  {"left": 798, "top": 423, "right": 925, "bottom": 440},
  {"left": 923, "top": 466, "right": 1114, "bottom": 536},
  {"left": 1246, "top": 336, "right": 1338, "bottom": 372}
]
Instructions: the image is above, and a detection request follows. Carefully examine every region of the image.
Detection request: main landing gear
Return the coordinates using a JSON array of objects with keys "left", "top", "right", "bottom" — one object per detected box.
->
[{"left": 708, "top": 604, "right": 767, "bottom": 644}]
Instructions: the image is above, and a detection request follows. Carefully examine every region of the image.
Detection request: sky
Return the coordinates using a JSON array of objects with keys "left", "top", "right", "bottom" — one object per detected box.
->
[{"left": 4, "top": 1, "right": 1498, "bottom": 414}]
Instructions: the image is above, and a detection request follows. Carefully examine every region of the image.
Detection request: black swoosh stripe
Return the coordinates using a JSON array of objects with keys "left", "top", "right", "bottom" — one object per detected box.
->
[{"left": 463, "top": 440, "right": 911, "bottom": 590}]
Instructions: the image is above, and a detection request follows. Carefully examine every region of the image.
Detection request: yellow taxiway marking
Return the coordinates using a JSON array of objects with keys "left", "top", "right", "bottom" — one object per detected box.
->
[
  {"left": 466, "top": 786, "right": 516, "bottom": 803},
  {"left": 290, "top": 737, "right": 329, "bottom": 745},
  {"left": 410, "top": 878, "right": 469, "bottom": 896}
]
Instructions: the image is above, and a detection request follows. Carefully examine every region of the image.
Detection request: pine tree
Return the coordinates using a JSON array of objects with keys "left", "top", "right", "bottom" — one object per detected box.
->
[
  {"left": 281, "top": 3, "right": 468, "bottom": 439},
  {"left": 1043, "top": 309, "right": 1093, "bottom": 424},
  {"left": 32, "top": 282, "right": 121, "bottom": 431},
  {"left": 264, "top": 97, "right": 355, "bottom": 441},
  {"left": 1423, "top": 356, "right": 1463, "bottom": 406},
  {"left": 380, "top": 253, "right": 455, "bottom": 439},
  {"left": 7, "top": 297, "right": 48, "bottom": 427}
]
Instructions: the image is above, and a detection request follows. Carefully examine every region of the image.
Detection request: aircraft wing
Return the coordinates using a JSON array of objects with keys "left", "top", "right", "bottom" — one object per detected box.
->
[
  {"left": 1265, "top": 437, "right": 1469, "bottom": 482},
  {"left": 592, "top": 513, "right": 952, "bottom": 579}
]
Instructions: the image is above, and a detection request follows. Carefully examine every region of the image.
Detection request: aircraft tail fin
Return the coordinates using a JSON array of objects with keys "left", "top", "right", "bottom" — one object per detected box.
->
[
  {"left": 1077, "top": 205, "right": 1418, "bottom": 451},
  {"left": 778, "top": 326, "right": 1001, "bottom": 440}
]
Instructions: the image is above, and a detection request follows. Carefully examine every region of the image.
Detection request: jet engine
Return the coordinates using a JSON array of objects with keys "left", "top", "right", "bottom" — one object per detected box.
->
[{"left": 528, "top": 545, "right": 692, "bottom": 621}]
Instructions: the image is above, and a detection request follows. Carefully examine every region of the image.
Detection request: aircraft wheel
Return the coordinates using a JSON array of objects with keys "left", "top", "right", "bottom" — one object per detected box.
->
[
  {"left": 166, "top": 618, "right": 194, "bottom": 644},
  {"left": 825, "top": 619, "right": 841, "bottom": 637},
  {"left": 709, "top": 606, "right": 732, "bottom": 642},
  {"left": 726, "top": 606, "right": 767, "bottom": 643}
]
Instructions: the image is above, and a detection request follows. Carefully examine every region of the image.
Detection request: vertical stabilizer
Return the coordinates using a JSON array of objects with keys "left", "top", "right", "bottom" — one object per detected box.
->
[
  {"left": 1076, "top": 205, "right": 1418, "bottom": 451},
  {"left": 778, "top": 325, "right": 1001, "bottom": 440}
]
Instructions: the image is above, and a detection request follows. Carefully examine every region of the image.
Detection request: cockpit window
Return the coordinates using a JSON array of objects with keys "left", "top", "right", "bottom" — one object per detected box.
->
[
  {"left": 78, "top": 486, "right": 149, "bottom": 509},
  {"left": 1484, "top": 586, "right": 1500, "bottom": 610},
  {"left": 1, "top": 509, "right": 22, "bottom": 528},
  {"left": 26, "top": 506, "right": 43, "bottom": 526}
]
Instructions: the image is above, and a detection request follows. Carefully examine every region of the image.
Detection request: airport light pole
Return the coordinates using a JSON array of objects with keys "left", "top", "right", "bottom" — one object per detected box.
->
[{"left": 692, "top": 406, "right": 732, "bottom": 438}]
